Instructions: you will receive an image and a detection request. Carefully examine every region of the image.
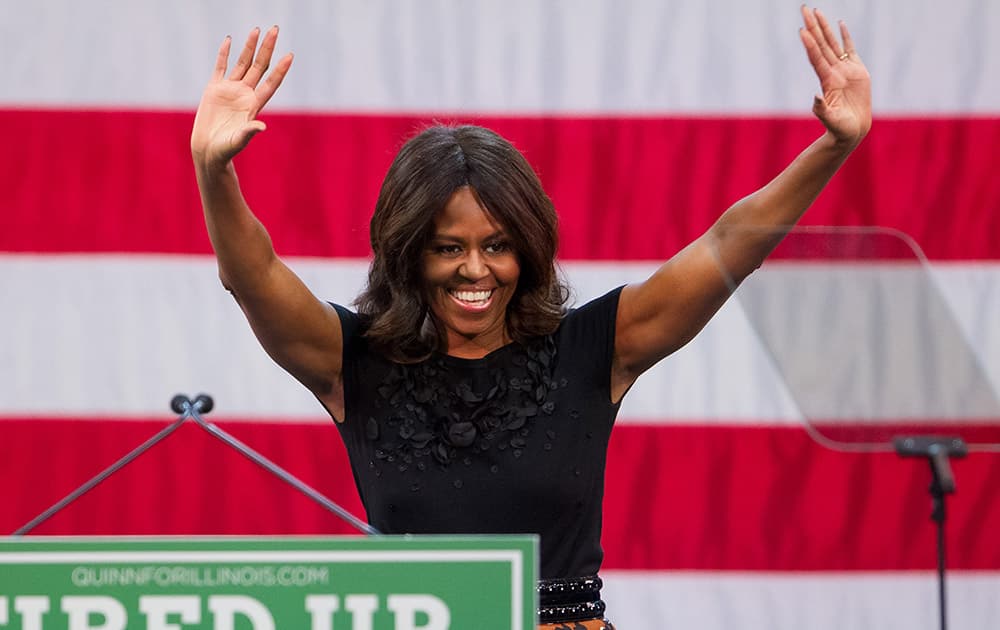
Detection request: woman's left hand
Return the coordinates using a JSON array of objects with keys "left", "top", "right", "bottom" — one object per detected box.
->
[{"left": 800, "top": 6, "right": 872, "bottom": 147}]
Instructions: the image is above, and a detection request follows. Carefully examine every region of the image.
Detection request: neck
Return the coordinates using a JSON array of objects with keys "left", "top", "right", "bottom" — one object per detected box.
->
[{"left": 443, "top": 329, "right": 511, "bottom": 359}]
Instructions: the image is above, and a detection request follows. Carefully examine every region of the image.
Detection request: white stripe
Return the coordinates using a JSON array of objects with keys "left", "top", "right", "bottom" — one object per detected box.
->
[
  {"left": 601, "top": 570, "right": 1000, "bottom": 630},
  {"left": 1, "top": 0, "right": 998, "bottom": 114},
  {"left": 2, "top": 255, "right": 998, "bottom": 424}
]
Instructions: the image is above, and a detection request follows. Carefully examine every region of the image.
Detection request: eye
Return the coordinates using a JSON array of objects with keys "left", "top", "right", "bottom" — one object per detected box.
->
[
  {"left": 484, "top": 241, "right": 511, "bottom": 255},
  {"left": 433, "top": 244, "right": 462, "bottom": 256}
]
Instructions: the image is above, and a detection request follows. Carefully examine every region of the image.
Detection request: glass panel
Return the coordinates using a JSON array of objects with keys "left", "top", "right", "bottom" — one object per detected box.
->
[{"left": 710, "top": 226, "right": 1000, "bottom": 452}]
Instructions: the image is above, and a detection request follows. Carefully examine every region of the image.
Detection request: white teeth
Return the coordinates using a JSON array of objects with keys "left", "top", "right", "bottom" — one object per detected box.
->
[{"left": 451, "top": 289, "right": 493, "bottom": 303}]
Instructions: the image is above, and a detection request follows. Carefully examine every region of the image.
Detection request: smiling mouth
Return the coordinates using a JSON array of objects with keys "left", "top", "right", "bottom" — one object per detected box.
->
[{"left": 448, "top": 288, "right": 495, "bottom": 309}]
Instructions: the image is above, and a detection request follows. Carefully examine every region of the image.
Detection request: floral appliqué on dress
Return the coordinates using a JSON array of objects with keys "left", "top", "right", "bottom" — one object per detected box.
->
[{"left": 365, "top": 336, "right": 565, "bottom": 476}]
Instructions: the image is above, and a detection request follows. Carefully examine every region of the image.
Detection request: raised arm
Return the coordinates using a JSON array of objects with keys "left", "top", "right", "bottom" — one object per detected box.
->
[
  {"left": 612, "top": 6, "right": 872, "bottom": 401},
  {"left": 191, "top": 27, "right": 346, "bottom": 415}
]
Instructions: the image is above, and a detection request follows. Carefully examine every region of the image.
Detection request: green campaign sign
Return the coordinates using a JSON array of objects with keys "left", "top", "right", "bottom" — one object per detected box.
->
[{"left": 0, "top": 536, "right": 537, "bottom": 630}]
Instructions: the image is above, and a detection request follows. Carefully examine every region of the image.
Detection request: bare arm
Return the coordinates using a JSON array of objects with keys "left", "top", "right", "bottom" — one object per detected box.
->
[
  {"left": 612, "top": 7, "right": 872, "bottom": 401},
  {"left": 192, "top": 28, "right": 345, "bottom": 414}
]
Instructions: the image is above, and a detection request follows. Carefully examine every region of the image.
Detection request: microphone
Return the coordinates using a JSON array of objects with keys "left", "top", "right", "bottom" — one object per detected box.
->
[
  {"left": 169, "top": 394, "right": 215, "bottom": 415},
  {"left": 170, "top": 394, "right": 189, "bottom": 414},
  {"left": 193, "top": 393, "right": 214, "bottom": 414},
  {"left": 166, "top": 392, "right": 378, "bottom": 535}
]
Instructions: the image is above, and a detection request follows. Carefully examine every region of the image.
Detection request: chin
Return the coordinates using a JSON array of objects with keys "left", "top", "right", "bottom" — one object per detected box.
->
[{"left": 431, "top": 300, "right": 511, "bottom": 349}]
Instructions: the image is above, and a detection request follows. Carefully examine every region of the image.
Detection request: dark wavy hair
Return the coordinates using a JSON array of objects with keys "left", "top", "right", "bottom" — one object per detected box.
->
[{"left": 354, "top": 124, "right": 569, "bottom": 363}]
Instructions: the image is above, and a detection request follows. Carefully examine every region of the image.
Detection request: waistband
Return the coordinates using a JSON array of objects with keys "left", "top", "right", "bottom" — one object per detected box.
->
[{"left": 537, "top": 575, "right": 606, "bottom": 624}]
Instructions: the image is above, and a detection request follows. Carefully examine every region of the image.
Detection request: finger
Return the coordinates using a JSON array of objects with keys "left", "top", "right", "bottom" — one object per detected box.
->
[
  {"left": 812, "top": 93, "right": 828, "bottom": 118},
  {"left": 799, "top": 27, "right": 832, "bottom": 77},
  {"left": 814, "top": 8, "right": 845, "bottom": 59},
  {"left": 228, "top": 27, "right": 260, "bottom": 81},
  {"left": 212, "top": 36, "right": 231, "bottom": 81},
  {"left": 840, "top": 20, "right": 858, "bottom": 57},
  {"left": 801, "top": 6, "right": 838, "bottom": 66},
  {"left": 254, "top": 52, "right": 294, "bottom": 112},
  {"left": 243, "top": 25, "right": 279, "bottom": 87},
  {"left": 233, "top": 120, "right": 267, "bottom": 149},
  {"left": 810, "top": 8, "right": 840, "bottom": 65}
]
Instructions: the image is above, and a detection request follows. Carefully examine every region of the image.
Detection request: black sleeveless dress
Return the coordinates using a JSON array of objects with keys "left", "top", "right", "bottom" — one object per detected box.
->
[{"left": 332, "top": 286, "right": 623, "bottom": 581}]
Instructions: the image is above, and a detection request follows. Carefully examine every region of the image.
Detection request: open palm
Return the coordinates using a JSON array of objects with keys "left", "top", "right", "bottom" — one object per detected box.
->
[
  {"left": 191, "top": 26, "right": 293, "bottom": 167},
  {"left": 799, "top": 6, "right": 872, "bottom": 146}
]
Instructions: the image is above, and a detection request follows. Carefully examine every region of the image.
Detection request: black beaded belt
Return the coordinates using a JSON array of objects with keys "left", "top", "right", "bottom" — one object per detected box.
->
[{"left": 537, "top": 575, "right": 605, "bottom": 623}]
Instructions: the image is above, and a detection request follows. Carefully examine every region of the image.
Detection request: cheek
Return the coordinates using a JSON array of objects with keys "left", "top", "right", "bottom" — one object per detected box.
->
[
  {"left": 498, "top": 257, "right": 521, "bottom": 285},
  {"left": 421, "top": 257, "right": 451, "bottom": 287}
]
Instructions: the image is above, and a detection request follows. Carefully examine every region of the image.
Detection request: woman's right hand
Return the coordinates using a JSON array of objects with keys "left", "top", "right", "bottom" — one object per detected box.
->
[{"left": 191, "top": 26, "right": 293, "bottom": 170}]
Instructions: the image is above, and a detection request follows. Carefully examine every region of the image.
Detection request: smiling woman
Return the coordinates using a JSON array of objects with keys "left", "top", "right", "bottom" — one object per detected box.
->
[
  {"left": 355, "top": 125, "right": 569, "bottom": 364},
  {"left": 421, "top": 187, "right": 522, "bottom": 359},
  {"left": 191, "top": 7, "right": 871, "bottom": 627}
]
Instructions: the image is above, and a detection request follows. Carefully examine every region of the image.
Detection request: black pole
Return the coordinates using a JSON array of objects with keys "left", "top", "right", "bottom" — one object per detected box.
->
[
  {"left": 930, "top": 467, "right": 947, "bottom": 630},
  {"left": 895, "top": 436, "right": 967, "bottom": 630}
]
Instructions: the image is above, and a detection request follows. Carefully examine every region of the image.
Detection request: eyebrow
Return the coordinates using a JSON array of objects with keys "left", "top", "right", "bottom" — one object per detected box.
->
[{"left": 429, "top": 230, "right": 507, "bottom": 243}]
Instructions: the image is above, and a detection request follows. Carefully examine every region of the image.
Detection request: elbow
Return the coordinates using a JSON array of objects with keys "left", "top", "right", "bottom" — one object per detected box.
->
[
  {"left": 217, "top": 269, "right": 243, "bottom": 304},
  {"left": 217, "top": 267, "right": 233, "bottom": 292}
]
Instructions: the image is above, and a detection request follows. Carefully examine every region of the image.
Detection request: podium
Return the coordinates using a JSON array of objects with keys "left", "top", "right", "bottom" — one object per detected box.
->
[
  {"left": 4, "top": 396, "right": 537, "bottom": 629},
  {"left": 0, "top": 535, "right": 537, "bottom": 629}
]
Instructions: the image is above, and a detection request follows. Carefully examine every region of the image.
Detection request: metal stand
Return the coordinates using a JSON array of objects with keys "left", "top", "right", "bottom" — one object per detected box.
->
[
  {"left": 14, "top": 394, "right": 379, "bottom": 536},
  {"left": 894, "top": 435, "right": 968, "bottom": 630}
]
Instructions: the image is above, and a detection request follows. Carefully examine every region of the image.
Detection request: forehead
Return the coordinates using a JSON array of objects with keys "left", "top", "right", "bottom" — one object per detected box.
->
[{"left": 432, "top": 187, "right": 506, "bottom": 236}]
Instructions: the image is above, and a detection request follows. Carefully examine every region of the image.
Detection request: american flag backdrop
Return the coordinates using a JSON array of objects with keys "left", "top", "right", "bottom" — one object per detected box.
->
[{"left": 2, "top": 1, "right": 1000, "bottom": 628}]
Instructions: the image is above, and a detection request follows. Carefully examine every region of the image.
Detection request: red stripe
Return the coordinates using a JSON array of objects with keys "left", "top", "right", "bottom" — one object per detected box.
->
[
  {"left": 603, "top": 424, "right": 1000, "bottom": 572},
  {"left": 2, "top": 419, "right": 997, "bottom": 571},
  {"left": 2, "top": 110, "right": 998, "bottom": 260}
]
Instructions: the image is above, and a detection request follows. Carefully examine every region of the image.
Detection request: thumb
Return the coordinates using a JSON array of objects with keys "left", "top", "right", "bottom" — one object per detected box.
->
[
  {"left": 232, "top": 120, "right": 267, "bottom": 152},
  {"left": 812, "top": 93, "right": 829, "bottom": 120}
]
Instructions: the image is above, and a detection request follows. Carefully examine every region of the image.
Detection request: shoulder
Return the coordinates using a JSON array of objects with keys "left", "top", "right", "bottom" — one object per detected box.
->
[
  {"left": 560, "top": 285, "right": 624, "bottom": 328},
  {"left": 327, "top": 302, "right": 364, "bottom": 341},
  {"left": 328, "top": 302, "right": 369, "bottom": 356},
  {"left": 553, "top": 285, "right": 623, "bottom": 361}
]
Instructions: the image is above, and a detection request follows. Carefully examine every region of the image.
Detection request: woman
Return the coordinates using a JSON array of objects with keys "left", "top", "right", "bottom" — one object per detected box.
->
[{"left": 191, "top": 6, "right": 870, "bottom": 628}]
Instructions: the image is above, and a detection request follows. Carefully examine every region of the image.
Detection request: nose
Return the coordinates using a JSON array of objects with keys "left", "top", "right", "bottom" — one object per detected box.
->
[{"left": 459, "top": 250, "right": 488, "bottom": 281}]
